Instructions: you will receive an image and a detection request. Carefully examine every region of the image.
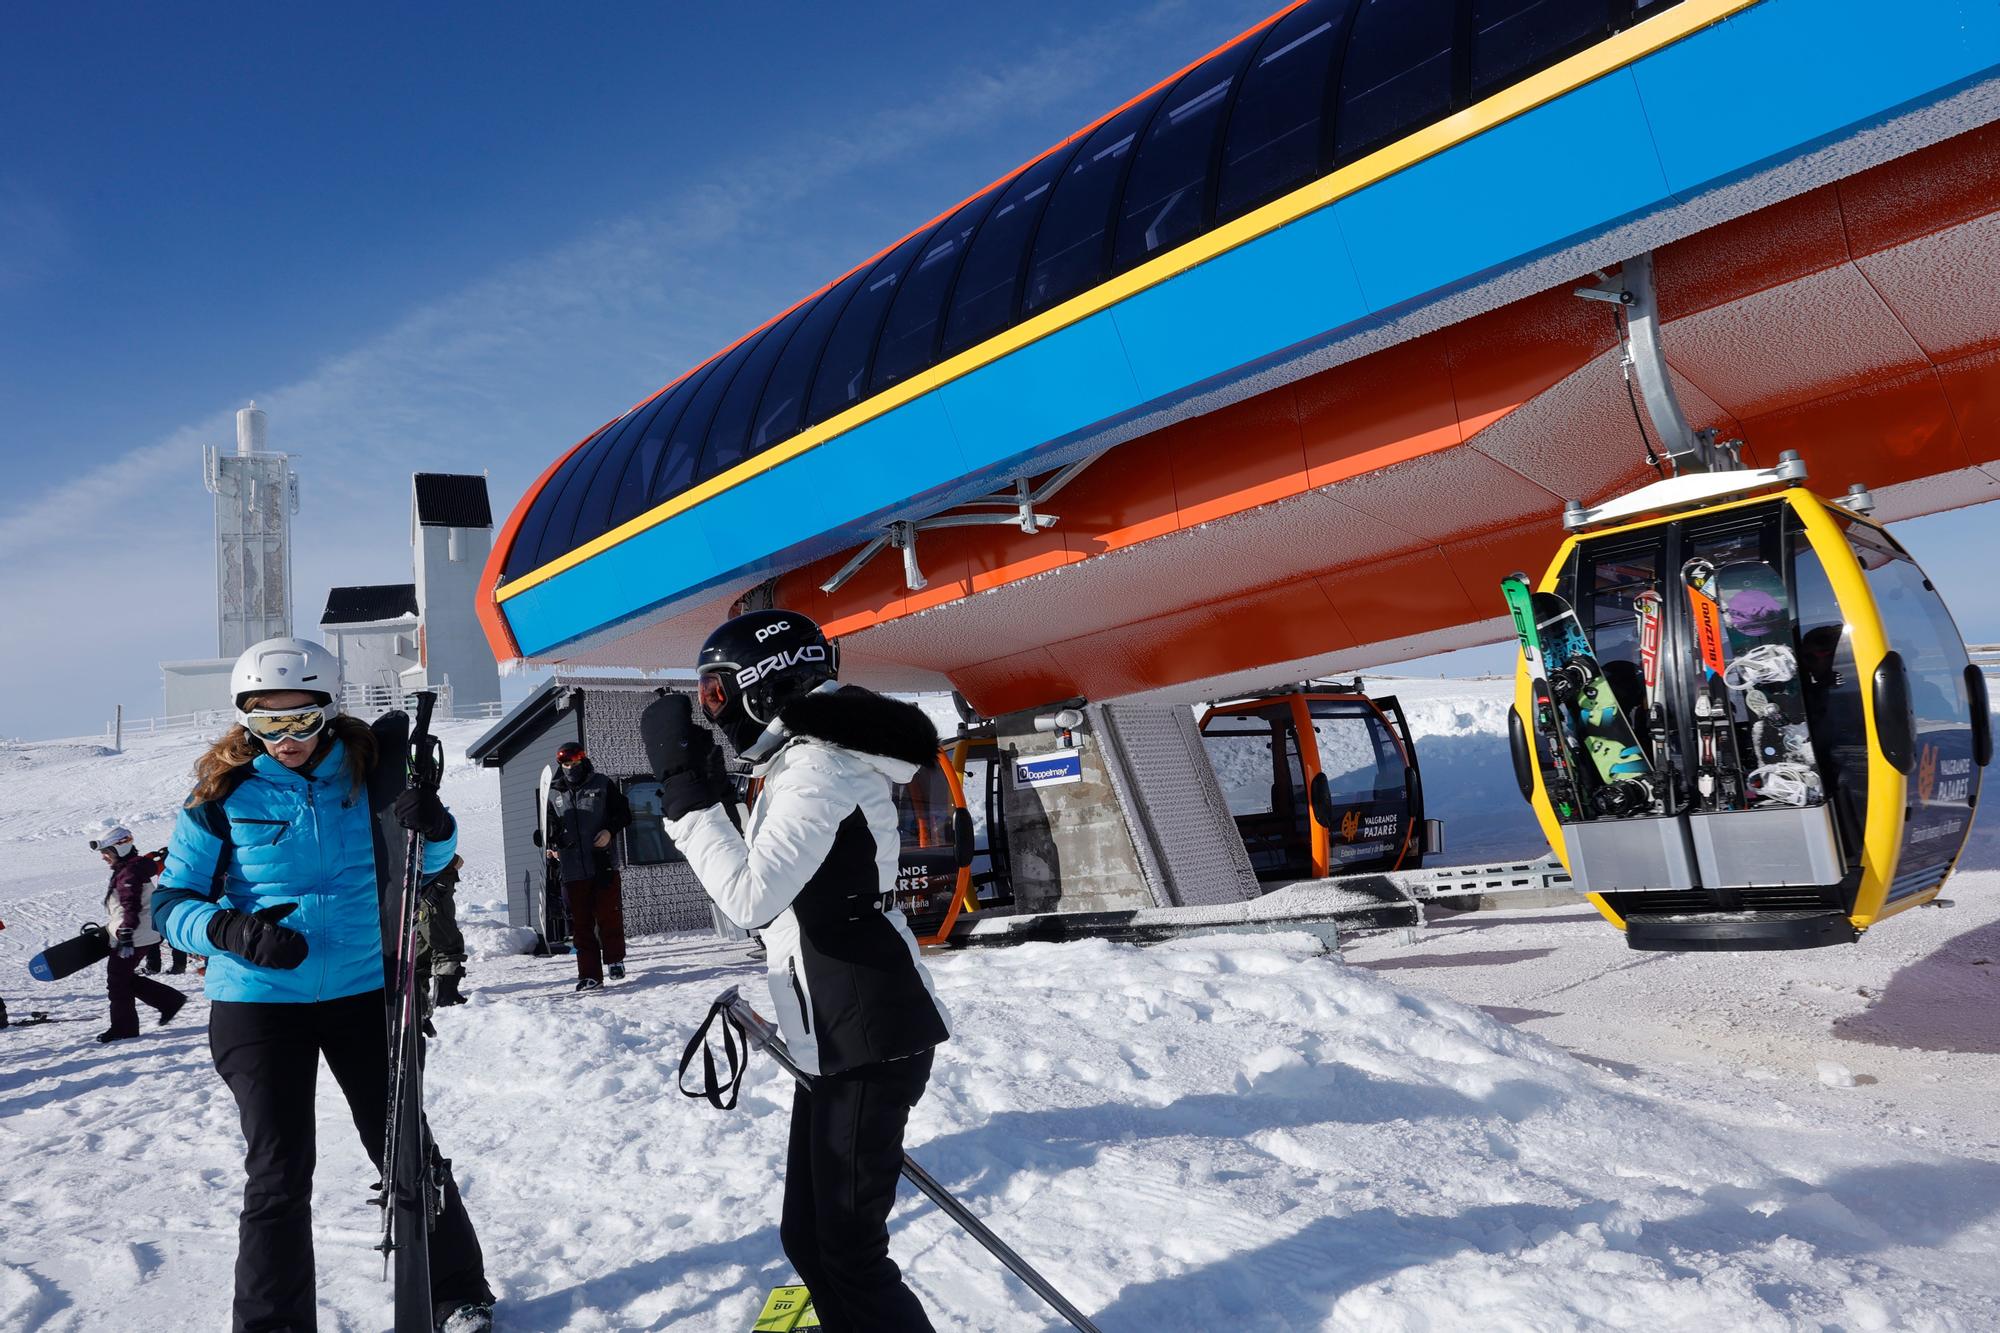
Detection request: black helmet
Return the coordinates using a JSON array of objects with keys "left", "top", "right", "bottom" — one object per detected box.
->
[{"left": 696, "top": 609, "right": 838, "bottom": 748}]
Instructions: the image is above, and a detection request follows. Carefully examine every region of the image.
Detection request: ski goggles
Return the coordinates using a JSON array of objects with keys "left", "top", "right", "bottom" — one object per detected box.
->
[
  {"left": 241, "top": 706, "right": 330, "bottom": 742},
  {"left": 697, "top": 672, "right": 731, "bottom": 719}
]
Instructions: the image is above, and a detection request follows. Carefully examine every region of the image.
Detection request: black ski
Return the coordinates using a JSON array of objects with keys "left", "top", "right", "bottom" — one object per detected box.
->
[
  {"left": 379, "top": 691, "right": 443, "bottom": 1331},
  {"left": 1682, "top": 560, "right": 1749, "bottom": 810}
]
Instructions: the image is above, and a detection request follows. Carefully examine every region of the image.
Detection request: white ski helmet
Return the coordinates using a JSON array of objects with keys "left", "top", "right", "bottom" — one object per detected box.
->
[{"left": 231, "top": 637, "right": 344, "bottom": 716}]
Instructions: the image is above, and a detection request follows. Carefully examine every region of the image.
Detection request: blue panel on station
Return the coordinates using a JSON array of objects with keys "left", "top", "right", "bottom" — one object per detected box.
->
[
  {"left": 1112, "top": 207, "right": 1369, "bottom": 401},
  {"left": 701, "top": 395, "right": 968, "bottom": 577},
  {"left": 1335, "top": 71, "right": 1668, "bottom": 312},
  {"left": 937, "top": 312, "right": 1141, "bottom": 472},
  {"left": 505, "top": 507, "right": 722, "bottom": 657},
  {"left": 1634, "top": 0, "right": 2000, "bottom": 198}
]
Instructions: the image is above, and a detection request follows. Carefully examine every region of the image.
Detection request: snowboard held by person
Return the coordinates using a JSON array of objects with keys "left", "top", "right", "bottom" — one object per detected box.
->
[
  {"left": 153, "top": 637, "right": 495, "bottom": 1333},
  {"left": 542, "top": 740, "right": 632, "bottom": 990},
  {"left": 91, "top": 825, "right": 185, "bottom": 1042},
  {"left": 642, "top": 609, "right": 950, "bottom": 1332}
]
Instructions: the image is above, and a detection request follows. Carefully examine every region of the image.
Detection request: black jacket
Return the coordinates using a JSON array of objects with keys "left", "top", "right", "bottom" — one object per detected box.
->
[{"left": 546, "top": 761, "right": 632, "bottom": 882}]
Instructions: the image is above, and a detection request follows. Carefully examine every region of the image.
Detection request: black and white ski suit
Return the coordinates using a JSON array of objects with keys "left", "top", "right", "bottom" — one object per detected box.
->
[{"left": 665, "top": 687, "right": 950, "bottom": 1076}]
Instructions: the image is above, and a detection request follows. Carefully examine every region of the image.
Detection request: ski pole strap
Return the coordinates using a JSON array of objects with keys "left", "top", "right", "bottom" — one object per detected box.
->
[{"left": 678, "top": 997, "right": 749, "bottom": 1111}]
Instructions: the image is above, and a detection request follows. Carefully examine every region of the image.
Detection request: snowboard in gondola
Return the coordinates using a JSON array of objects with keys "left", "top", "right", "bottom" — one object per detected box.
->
[
  {"left": 29, "top": 924, "right": 111, "bottom": 982},
  {"left": 1501, "top": 574, "right": 1585, "bottom": 821},
  {"left": 1682, "top": 560, "right": 1750, "bottom": 811},
  {"left": 1528, "top": 589, "right": 1657, "bottom": 816}
]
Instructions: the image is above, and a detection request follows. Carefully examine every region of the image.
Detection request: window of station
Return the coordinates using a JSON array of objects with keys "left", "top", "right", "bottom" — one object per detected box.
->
[
  {"left": 1216, "top": 0, "right": 1351, "bottom": 222},
  {"left": 752, "top": 270, "right": 868, "bottom": 451},
  {"left": 699, "top": 300, "right": 812, "bottom": 481},
  {"left": 941, "top": 143, "right": 1079, "bottom": 357},
  {"left": 569, "top": 385, "right": 683, "bottom": 550},
  {"left": 1333, "top": 0, "right": 1458, "bottom": 164},
  {"left": 648, "top": 330, "right": 764, "bottom": 505},
  {"left": 1470, "top": 1, "right": 1609, "bottom": 99},
  {"left": 504, "top": 426, "right": 610, "bottom": 579},
  {"left": 1023, "top": 89, "right": 1167, "bottom": 317},
  {"left": 808, "top": 227, "right": 938, "bottom": 427},
  {"left": 1113, "top": 37, "right": 1257, "bottom": 271},
  {"left": 871, "top": 188, "right": 1001, "bottom": 394},
  {"left": 603, "top": 367, "right": 708, "bottom": 531},
  {"left": 524, "top": 422, "right": 625, "bottom": 571}
]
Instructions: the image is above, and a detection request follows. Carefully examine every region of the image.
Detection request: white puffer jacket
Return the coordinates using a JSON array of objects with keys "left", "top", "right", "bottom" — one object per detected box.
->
[{"left": 666, "top": 685, "right": 950, "bottom": 1076}]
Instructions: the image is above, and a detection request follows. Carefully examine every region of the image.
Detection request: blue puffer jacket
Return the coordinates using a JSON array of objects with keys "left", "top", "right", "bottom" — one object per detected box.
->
[{"left": 156, "top": 735, "right": 456, "bottom": 1004}]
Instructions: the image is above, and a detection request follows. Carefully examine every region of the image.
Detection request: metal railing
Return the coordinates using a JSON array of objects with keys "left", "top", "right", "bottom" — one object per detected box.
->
[{"left": 107, "top": 692, "right": 505, "bottom": 741}]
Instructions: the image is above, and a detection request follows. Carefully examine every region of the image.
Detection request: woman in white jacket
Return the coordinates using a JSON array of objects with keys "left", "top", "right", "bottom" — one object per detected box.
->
[{"left": 643, "top": 610, "right": 948, "bottom": 1333}]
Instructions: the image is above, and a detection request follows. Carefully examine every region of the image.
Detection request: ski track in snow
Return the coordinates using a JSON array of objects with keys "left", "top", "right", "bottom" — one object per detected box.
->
[{"left": 2, "top": 715, "right": 1998, "bottom": 1330}]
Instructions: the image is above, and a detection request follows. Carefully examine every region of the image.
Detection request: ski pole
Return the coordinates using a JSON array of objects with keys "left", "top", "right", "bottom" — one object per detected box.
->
[{"left": 701, "top": 986, "right": 1103, "bottom": 1333}]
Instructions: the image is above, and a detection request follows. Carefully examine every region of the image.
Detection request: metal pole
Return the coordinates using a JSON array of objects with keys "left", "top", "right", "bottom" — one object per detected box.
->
[
  {"left": 718, "top": 990, "right": 1102, "bottom": 1333},
  {"left": 114, "top": 704, "right": 123, "bottom": 753}
]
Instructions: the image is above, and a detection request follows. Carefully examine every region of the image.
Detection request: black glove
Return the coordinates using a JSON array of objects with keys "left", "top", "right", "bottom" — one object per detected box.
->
[
  {"left": 114, "top": 928, "right": 136, "bottom": 960},
  {"left": 392, "top": 788, "right": 454, "bottom": 842},
  {"left": 640, "top": 693, "right": 725, "bottom": 820},
  {"left": 207, "top": 903, "right": 309, "bottom": 970}
]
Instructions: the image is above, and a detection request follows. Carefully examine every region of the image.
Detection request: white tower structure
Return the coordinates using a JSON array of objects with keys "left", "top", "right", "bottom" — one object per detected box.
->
[{"left": 204, "top": 402, "right": 300, "bottom": 657}]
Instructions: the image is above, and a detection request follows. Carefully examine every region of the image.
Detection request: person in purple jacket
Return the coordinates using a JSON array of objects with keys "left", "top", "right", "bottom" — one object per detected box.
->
[{"left": 91, "top": 825, "right": 185, "bottom": 1043}]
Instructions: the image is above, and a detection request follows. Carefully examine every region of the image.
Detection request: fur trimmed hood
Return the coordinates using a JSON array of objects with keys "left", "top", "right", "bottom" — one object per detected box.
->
[{"left": 777, "top": 685, "right": 938, "bottom": 771}]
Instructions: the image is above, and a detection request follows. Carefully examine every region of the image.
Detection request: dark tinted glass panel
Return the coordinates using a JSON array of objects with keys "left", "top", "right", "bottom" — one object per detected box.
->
[
  {"left": 649, "top": 334, "right": 762, "bottom": 504},
  {"left": 700, "top": 302, "right": 811, "bottom": 479},
  {"left": 942, "top": 144, "right": 1079, "bottom": 355},
  {"left": 1471, "top": 1, "right": 1608, "bottom": 98},
  {"left": 1334, "top": 0, "right": 1457, "bottom": 162},
  {"left": 603, "top": 370, "right": 705, "bottom": 529},
  {"left": 871, "top": 189, "right": 1001, "bottom": 394},
  {"left": 569, "top": 387, "right": 681, "bottom": 547},
  {"left": 1217, "top": 0, "right": 1353, "bottom": 221},
  {"left": 504, "top": 427, "right": 609, "bottom": 578},
  {"left": 1024, "top": 90, "right": 1166, "bottom": 316},
  {"left": 755, "top": 271, "right": 868, "bottom": 451},
  {"left": 808, "top": 227, "right": 935, "bottom": 426},
  {"left": 526, "top": 423, "right": 624, "bottom": 567},
  {"left": 1114, "top": 39, "right": 1257, "bottom": 270}
]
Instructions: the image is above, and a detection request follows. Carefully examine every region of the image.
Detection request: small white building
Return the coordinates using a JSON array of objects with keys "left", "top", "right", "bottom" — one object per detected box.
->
[
  {"left": 320, "top": 583, "right": 422, "bottom": 710},
  {"left": 408, "top": 474, "right": 500, "bottom": 709}
]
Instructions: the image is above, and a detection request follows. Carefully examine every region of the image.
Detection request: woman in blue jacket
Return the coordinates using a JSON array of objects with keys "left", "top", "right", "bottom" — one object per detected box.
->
[{"left": 155, "top": 638, "right": 494, "bottom": 1333}]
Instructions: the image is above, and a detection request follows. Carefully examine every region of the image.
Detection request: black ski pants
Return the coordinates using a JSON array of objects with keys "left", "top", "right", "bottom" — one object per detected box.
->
[
  {"left": 780, "top": 1048, "right": 936, "bottom": 1332},
  {"left": 209, "top": 989, "right": 492, "bottom": 1332},
  {"left": 105, "top": 951, "right": 179, "bottom": 1036}
]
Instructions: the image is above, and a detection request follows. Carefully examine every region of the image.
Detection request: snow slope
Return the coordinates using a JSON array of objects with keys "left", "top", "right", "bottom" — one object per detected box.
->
[{"left": 3, "top": 709, "right": 1997, "bottom": 1330}]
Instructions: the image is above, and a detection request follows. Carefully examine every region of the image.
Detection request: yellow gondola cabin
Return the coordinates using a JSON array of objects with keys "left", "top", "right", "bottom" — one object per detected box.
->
[{"left": 1509, "top": 456, "right": 1990, "bottom": 951}]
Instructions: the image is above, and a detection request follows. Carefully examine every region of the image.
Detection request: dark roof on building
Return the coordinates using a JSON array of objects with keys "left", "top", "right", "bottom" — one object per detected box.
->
[
  {"left": 414, "top": 473, "right": 493, "bottom": 529},
  {"left": 320, "top": 583, "right": 419, "bottom": 626}
]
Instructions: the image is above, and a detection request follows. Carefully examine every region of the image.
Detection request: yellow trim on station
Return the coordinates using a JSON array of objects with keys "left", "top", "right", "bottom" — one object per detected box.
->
[{"left": 496, "top": 0, "right": 1763, "bottom": 605}]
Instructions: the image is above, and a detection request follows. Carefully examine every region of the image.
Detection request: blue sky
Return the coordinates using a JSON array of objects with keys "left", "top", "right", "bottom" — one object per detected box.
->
[{"left": 1, "top": 1, "right": 1994, "bottom": 738}]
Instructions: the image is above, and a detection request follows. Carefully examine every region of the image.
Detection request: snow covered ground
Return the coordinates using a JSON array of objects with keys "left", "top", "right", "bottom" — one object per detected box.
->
[{"left": 2, "top": 708, "right": 1997, "bottom": 1330}]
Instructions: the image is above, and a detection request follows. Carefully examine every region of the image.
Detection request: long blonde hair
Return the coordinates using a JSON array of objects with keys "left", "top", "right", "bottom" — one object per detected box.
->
[{"left": 187, "top": 699, "right": 377, "bottom": 807}]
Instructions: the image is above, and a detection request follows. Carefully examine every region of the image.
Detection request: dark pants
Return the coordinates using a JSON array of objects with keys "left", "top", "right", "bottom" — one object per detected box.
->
[
  {"left": 780, "top": 1049, "right": 936, "bottom": 1332},
  {"left": 563, "top": 871, "right": 626, "bottom": 981},
  {"left": 106, "top": 951, "right": 180, "bottom": 1036},
  {"left": 209, "top": 989, "right": 491, "bottom": 1332},
  {"left": 141, "top": 941, "right": 189, "bottom": 973}
]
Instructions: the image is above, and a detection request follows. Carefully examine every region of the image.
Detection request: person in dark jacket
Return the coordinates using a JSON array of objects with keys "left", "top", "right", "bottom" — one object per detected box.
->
[
  {"left": 153, "top": 638, "right": 495, "bottom": 1333},
  {"left": 643, "top": 610, "right": 949, "bottom": 1333},
  {"left": 542, "top": 742, "right": 632, "bottom": 991},
  {"left": 91, "top": 825, "right": 186, "bottom": 1043}
]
